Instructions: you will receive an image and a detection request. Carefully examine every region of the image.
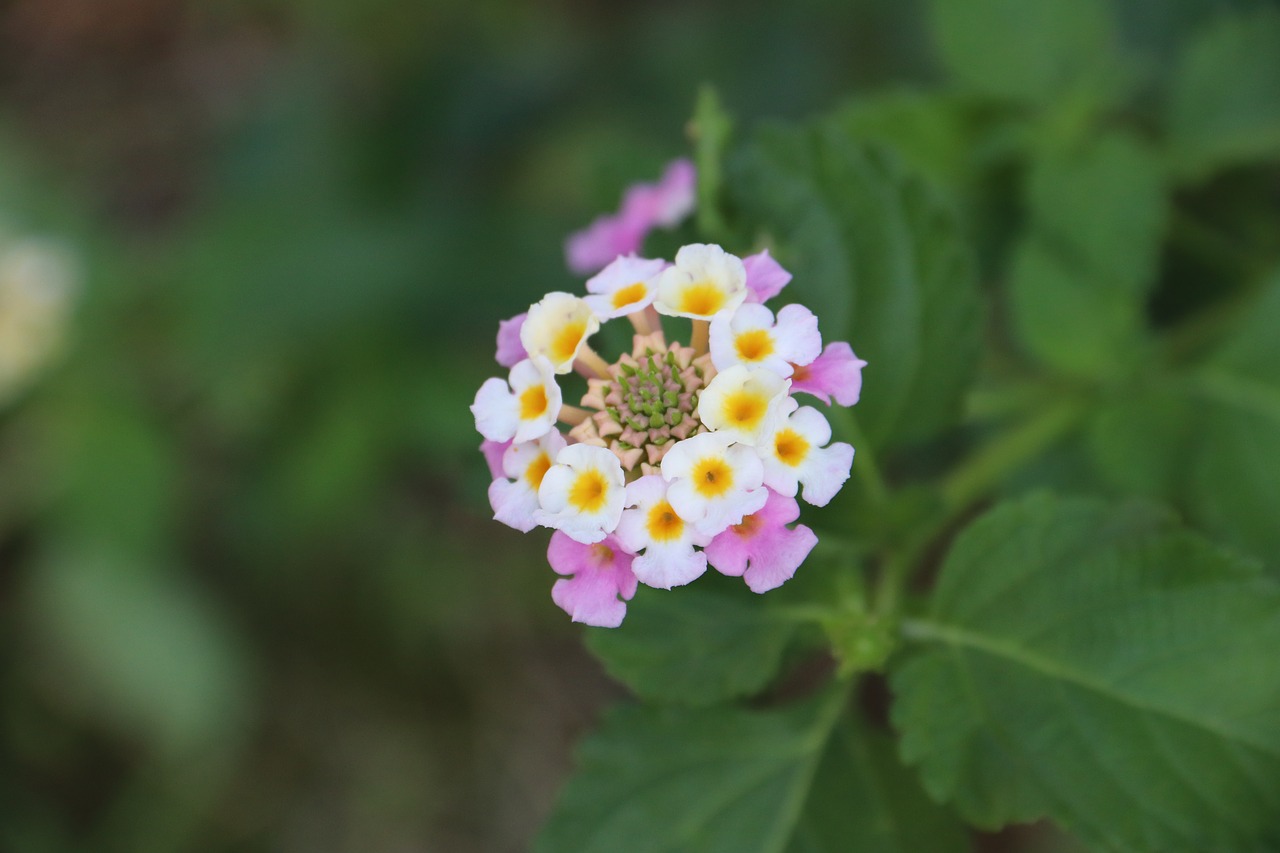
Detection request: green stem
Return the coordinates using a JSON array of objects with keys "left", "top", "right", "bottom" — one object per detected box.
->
[{"left": 940, "top": 397, "right": 1088, "bottom": 512}]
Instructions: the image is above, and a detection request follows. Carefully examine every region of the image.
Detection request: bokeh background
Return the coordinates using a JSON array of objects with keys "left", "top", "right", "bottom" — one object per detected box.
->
[{"left": 0, "top": 1, "right": 1273, "bottom": 851}]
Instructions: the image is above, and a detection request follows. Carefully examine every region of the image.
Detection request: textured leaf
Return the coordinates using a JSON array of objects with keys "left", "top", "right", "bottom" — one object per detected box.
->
[
  {"left": 892, "top": 494, "right": 1280, "bottom": 852},
  {"left": 536, "top": 688, "right": 846, "bottom": 853},
  {"left": 1011, "top": 132, "right": 1166, "bottom": 376},
  {"left": 928, "top": 0, "right": 1118, "bottom": 105},
  {"left": 786, "top": 717, "right": 970, "bottom": 853},
  {"left": 1166, "top": 9, "right": 1280, "bottom": 180},
  {"left": 729, "top": 123, "right": 981, "bottom": 450},
  {"left": 585, "top": 578, "right": 798, "bottom": 707}
]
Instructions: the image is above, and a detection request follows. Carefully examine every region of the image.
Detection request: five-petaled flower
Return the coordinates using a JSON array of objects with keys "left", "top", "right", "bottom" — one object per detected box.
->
[{"left": 472, "top": 164, "right": 865, "bottom": 627}]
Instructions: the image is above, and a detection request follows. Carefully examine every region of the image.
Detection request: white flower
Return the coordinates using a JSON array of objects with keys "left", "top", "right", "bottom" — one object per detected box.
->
[
  {"left": 584, "top": 255, "right": 665, "bottom": 320},
  {"left": 615, "top": 475, "right": 709, "bottom": 589},
  {"left": 471, "top": 357, "right": 562, "bottom": 443},
  {"left": 759, "top": 406, "right": 854, "bottom": 507},
  {"left": 654, "top": 243, "right": 748, "bottom": 320},
  {"left": 488, "top": 431, "right": 566, "bottom": 532},
  {"left": 709, "top": 302, "right": 821, "bottom": 376},
  {"left": 661, "top": 431, "right": 767, "bottom": 538},
  {"left": 696, "top": 364, "right": 792, "bottom": 446},
  {"left": 521, "top": 292, "right": 601, "bottom": 374},
  {"left": 536, "top": 444, "right": 627, "bottom": 544}
]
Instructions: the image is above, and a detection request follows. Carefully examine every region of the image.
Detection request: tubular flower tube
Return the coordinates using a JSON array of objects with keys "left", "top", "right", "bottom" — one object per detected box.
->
[{"left": 471, "top": 234, "right": 867, "bottom": 624}]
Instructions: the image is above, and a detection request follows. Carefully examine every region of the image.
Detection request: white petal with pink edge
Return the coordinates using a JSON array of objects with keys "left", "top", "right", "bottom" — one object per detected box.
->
[{"left": 470, "top": 356, "right": 562, "bottom": 443}]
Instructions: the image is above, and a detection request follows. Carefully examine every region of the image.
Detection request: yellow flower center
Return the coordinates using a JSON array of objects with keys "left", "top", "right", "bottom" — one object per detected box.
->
[
  {"left": 569, "top": 469, "right": 609, "bottom": 513},
  {"left": 551, "top": 320, "right": 586, "bottom": 365},
  {"left": 721, "top": 390, "right": 766, "bottom": 431},
  {"left": 519, "top": 385, "right": 548, "bottom": 420},
  {"left": 678, "top": 281, "right": 725, "bottom": 316},
  {"left": 591, "top": 543, "right": 615, "bottom": 564},
  {"left": 645, "top": 500, "right": 684, "bottom": 542},
  {"left": 732, "top": 512, "right": 761, "bottom": 536},
  {"left": 524, "top": 452, "right": 552, "bottom": 489},
  {"left": 734, "top": 329, "right": 774, "bottom": 362},
  {"left": 692, "top": 457, "right": 734, "bottom": 499},
  {"left": 611, "top": 282, "right": 648, "bottom": 309},
  {"left": 774, "top": 429, "right": 810, "bottom": 467}
]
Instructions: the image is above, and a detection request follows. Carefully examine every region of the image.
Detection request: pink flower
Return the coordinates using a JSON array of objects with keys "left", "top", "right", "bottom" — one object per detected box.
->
[
  {"left": 548, "top": 532, "right": 639, "bottom": 628},
  {"left": 742, "top": 249, "right": 792, "bottom": 304},
  {"left": 565, "top": 159, "right": 696, "bottom": 275},
  {"left": 704, "top": 490, "right": 818, "bottom": 593},
  {"left": 788, "top": 342, "right": 867, "bottom": 407},
  {"left": 495, "top": 313, "right": 528, "bottom": 368}
]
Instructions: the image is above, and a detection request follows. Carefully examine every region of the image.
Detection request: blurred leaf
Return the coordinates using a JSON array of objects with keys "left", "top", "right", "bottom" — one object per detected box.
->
[
  {"left": 892, "top": 494, "right": 1280, "bottom": 851},
  {"left": 585, "top": 578, "right": 798, "bottom": 707},
  {"left": 1008, "top": 238, "right": 1144, "bottom": 377},
  {"left": 43, "top": 393, "right": 179, "bottom": 554},
  {"left": 1184, "top": 276, "right": 1280, "bottom": 565},
  {"left": 786, "top": 716, "right": 970, "bottom": 853},
  {"left": 1166, "top": 8, "right": 1280, "bottom": 181},
  {"left": 1025, "top": 132, "right": 1167, "bottom": 289},
  {"left": 730, "top": 124, "right": 981, "bottom": 451},
  {"left": 1010, "top": 132, "right": 1166, "bottom": 377},
  {"left": 24, "top": 548, "right": 251, "bottom": 756},
  {"left": 1088, "top": 379, "right": 1195, "bottom": 498},
  {"left": 928, "top": 0, "right": 1120, "bottom": 105},
  {"left": 829, "top": 91, "right": 980, "bottom": 193},
  {"left": 536, "top": 687, "right": 847, "bottom": 853}
]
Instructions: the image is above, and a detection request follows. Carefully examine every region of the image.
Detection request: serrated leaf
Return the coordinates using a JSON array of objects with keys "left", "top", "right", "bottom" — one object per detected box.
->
[
  {"left": 585, "top": 579, "right": 798, "bottom": 707},
  {"left": 786, "top": 717, "right": 970, "bottom": 853},
  {"left": 928, "top": 0, "right": 1119, "bottom": 105},
  {"left": 536, "top": 688, "right": 846, "bottom": 853},
  {"left": 729, "top": 123, "right": 981, "bottom": 451},
  {"left": 891, "top": 494, "right": 1280, "bottom": 852},
  {"left": 1166, "top": 9, "right": 1280, "bottom": 180}
]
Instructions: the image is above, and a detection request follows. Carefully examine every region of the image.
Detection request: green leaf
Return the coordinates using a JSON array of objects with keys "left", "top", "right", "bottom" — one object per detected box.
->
[
  {"left": 1166, "top": 9, "right": 1280, "bottom": 181},
  {"left": 1010, "top": 132, "right": 1166, "bottom": 377},
  {"left": 1184, "top": 276, "right": 1280, "bottom": 565},
  {"left": 729, "top": 123, "right": 982, "bottom": 450},
  {"left": 585, "top": 578, "right": 798, "bottom": 707},
  {"left": 786, "top": 717, "right": 970, "bottom": 853},
  {"left": 24, "top": 547, "right": 251, "bottom": 756},
  {"left": 536, "top": 688, "right": 847, "bottom": 853},
  {"left": 827, "top": 92, "right": 980, "bottom": 193},
  {"left": 928, "top": 0, "right": 1119, "bottom": 105},
  {"left": 1025, "top": 132, "right": 1167, "bottom": 291},
  {"left": 892, "top": 494, "right": 1280, "bottom": 852}
]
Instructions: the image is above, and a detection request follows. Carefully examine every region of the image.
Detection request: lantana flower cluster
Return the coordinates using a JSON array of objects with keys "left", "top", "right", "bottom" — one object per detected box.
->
[{"left": 472, "top": 174, "right": 865, "bottom": 629}]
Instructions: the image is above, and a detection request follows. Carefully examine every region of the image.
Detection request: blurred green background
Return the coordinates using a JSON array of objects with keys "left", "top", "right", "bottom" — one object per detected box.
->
[{"left": 0, "top": 0, "right": 1275, "bottom": 851}]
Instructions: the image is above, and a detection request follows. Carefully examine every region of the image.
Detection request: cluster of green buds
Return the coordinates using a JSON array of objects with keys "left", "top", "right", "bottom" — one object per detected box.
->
[{"left": 570, "top": 331, "right": 714, "bottom": 476}]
